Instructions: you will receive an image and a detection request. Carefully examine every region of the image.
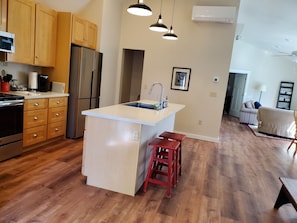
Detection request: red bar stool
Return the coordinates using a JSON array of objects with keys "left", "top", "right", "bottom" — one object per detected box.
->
[
  {"left": 159, "top": 131, "right": 186, "bottom": 178},
  {"left": 143, "top": 138, "right": 180, "bottom": 198}
]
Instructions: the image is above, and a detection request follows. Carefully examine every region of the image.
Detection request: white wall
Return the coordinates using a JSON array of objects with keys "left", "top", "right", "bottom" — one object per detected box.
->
[
  {"left": 96, "top": 0, "right": 123, "bottom": 107},
  {"left": 230, "top": 40, "right": 297, "bottom": 109}
]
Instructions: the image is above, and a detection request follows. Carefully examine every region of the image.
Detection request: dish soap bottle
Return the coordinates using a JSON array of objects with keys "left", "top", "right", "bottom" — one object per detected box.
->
[{"left": 163, "top": 96, "right": 168, "bottom": 108}]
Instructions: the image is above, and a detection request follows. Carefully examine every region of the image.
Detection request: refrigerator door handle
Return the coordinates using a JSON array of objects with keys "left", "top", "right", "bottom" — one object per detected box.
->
[{"left": 89, "top": 71, "right": 94, "bottom": 108}]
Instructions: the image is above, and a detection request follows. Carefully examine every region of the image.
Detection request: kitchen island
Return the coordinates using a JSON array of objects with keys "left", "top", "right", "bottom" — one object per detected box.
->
[{"left": 81, "top": 100, "right": 185, "bottom": 196}]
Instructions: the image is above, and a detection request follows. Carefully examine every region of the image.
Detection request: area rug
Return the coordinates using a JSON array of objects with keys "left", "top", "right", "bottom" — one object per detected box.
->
[{"left": 247, "top": 124, "right": 292, "bottom": 141}]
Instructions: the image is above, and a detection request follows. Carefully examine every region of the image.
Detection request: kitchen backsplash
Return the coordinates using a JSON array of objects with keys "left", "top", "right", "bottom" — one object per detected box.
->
[{"left": 0, "top": 62, "right": 42, "bottom": 89}]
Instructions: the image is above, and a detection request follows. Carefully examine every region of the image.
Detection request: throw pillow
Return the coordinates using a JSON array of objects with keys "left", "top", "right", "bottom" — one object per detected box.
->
[
  {"left": 254, "top": 101, "right": 262, "bottom": 109},
  {"left": 245, "top": 101, "right": 253, "bottom": 109}
]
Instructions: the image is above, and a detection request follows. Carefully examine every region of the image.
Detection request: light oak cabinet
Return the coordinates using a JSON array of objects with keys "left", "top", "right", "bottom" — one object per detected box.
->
[
  {"left": 23, "top": 97, "right": 67, "bottom": 149},
  {"left": 7, "top": 0, "right": 35, "bottom": 64},
  {"left": 6, "top": 0, "right": 57, "bottom": 66},
  {"left": 47, "top": 97, "right": 67, "bottom": 139},
  {"left": 35, "top": 3, "right": 57, "bottom": 66},
  {"left": 23, "top": 98, "right": 48, "bottom": 147},
  {"left": 72, "top": 15, "right": 97, "bottom": 49},
  {"left": 43, "top": 12, "right": 99, "bottom": 92},
  {"left": 0, "top": 0, "right": 7, "bottom": 31}
]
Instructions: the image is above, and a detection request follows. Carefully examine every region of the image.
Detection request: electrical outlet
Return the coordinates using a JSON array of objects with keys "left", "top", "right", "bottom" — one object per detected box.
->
[
  {"left": 210, "top": 92, "right": 217, "bottom": 97},
  {"left": 132, "top": 130, "right": 139, "bottom": 141}
]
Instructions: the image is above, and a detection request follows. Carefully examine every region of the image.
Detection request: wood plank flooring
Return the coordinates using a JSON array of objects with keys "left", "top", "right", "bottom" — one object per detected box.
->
[{"left": 1, "top": 115, "right": 297, "bottom": 222}]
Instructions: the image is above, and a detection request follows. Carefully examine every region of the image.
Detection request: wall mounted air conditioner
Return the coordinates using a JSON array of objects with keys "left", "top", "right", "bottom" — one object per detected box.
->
[{"left": 192, "top": 6, "right": 237, "bottom": 24}]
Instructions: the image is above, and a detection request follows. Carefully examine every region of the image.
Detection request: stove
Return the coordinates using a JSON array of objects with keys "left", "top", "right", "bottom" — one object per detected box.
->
[
  {"left": 0, "top": 93, "right": 24, "bottom": 101},
  {"left": 0, "top": 92, "right": 24, "bottom": 161}
]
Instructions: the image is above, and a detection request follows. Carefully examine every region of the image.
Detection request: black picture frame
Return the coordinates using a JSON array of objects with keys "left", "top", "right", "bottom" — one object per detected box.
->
[{"left": 171, "top": 67, "right": 191, "bottom": 91}]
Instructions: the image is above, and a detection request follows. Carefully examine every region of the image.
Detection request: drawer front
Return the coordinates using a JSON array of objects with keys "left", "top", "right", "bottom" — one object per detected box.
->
[
  {"left": 23, "top": 125, "right": 47, "bottom": 147},
  {"left": 48, "top": 97, "right": 68, "bottom": 108},
  {"left": 47, "top": 121, "right": 65, "bottom": 139},
  {"left": 48, "top": 107, "right": 66, "bottom": 123},
  {"left": 24, "top": 99, "right": 48, "bottom": 111},
  {"left": 24, "top": 109, "right": 48, "bottom": 129}
]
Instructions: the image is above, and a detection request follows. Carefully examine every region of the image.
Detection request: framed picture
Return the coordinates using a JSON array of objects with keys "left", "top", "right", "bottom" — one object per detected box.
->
[{"left": 171, "top": 67, "right": 191, "bottom": 91}]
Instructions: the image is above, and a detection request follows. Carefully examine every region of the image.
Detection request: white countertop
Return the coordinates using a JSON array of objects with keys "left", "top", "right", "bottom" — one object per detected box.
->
[
  {"left": 5, "top": 91, "right": 69, "bottom": 99},
  {"left": 82, "top": 100, "right": 185, "bottom": 126}
]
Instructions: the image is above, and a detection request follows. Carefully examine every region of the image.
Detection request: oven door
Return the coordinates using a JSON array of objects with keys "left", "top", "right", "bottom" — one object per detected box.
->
[
  {"left": 0, "top": 100, "right": 24, "bottom": 138},
  {"left": 0, "top": 100, "right": 24, "bottom": 161}
]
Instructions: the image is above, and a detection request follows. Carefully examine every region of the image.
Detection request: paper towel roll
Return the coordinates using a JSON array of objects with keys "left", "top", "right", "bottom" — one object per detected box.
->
[{"left": 28, "top": 72, "right": 38, "bottom": 90}]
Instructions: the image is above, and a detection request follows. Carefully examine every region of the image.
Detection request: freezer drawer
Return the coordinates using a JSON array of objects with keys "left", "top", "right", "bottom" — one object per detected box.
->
[{"left": 67, "top": 98, "right": 92, "bottom": 138}]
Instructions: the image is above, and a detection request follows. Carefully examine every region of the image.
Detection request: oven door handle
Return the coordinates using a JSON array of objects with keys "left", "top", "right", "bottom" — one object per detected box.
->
[{"left": 0, "top": 100, "right": 24, "bottom": 107}]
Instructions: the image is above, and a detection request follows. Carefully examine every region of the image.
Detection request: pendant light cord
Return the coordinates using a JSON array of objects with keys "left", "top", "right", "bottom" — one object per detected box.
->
[
  {"left": 160, "top": 0, "right": 163, "bottom": 14},
  {"left": 170, "top": 0, "right": 176, "bottom": 26}
]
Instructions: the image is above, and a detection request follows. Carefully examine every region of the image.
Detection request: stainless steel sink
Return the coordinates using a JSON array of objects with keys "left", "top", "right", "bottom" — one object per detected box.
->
[{"left": 125, "top": 102, "right": 161, "bottom": 110}]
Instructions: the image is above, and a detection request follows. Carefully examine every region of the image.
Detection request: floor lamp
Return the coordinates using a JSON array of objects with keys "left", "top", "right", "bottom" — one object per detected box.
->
[{"left": 257, "top": 84, "right": 267, "bottom": 102}]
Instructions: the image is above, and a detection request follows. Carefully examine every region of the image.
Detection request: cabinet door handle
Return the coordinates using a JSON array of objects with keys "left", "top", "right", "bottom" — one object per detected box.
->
[
  {"left": 55, "top": 128, "right": 59, "bottom": 131},
  {"left": 34, "top": 116, "right": 38, "bottom": 120},
  {"left": 33, "top": 133, "right": 38, "bottom": 138},
  {"left": 55, "top": 113, "right": 60, "bottom": 117},
  {"left": 34, "top": 102, "right": 39, "bottom": 106},
  {"left": 56, "top": 100, "right": 60, "bottom": 104}
]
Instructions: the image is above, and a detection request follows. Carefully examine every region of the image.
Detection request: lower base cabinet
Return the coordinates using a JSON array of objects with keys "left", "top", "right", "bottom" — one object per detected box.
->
[
  {"left": 23, "top": 97, "right": 67, "bottom": 150},
  {"left": 23, "top": 125, "right": 47, "bottom": 147}
]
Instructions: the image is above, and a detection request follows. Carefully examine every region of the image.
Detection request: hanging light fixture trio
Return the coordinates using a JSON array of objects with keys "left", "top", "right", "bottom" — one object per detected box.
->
[{"left": 127, "top": 0, "right": 178, "bottom": 40}]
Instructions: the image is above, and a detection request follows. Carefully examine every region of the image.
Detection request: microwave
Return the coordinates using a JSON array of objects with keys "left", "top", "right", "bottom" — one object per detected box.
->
[{"left": 0, "top": 31, "right": 15, "bottom": 53}]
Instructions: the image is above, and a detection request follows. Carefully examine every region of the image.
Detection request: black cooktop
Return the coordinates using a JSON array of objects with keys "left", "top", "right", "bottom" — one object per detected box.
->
[{"left": 0, "top": 93, "right": 24, "bottom": 101}]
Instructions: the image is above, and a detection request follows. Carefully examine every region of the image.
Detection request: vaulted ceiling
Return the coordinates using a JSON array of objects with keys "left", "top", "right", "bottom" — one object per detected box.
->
[
  {"left": 237, "top": 0, "right": 297, "bottom": 58},
  {"left": 37, "top": 0, "right": 297, "bottom": 59}
]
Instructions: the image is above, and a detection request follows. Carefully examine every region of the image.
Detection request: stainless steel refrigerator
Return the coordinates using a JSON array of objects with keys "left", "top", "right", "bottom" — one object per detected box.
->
[{"left": 66, "top": 45, "right": 102, "bottom": 138}]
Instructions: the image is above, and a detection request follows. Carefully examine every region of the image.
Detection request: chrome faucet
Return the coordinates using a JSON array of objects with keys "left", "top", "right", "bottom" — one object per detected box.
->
[{"left": 149, "top": 82, "right": 164, "bottom": 109}]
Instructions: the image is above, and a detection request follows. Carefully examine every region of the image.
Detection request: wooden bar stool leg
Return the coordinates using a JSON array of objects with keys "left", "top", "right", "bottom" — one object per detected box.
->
[
  {"left": 167, "top": 150, "right": 173, "bottom": 197},
  {"left": 143, "top": 146, "right": 157, "bottom": 192}
]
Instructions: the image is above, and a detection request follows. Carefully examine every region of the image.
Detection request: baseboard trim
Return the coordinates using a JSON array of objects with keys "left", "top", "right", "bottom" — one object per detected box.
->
[{"left": 174, "top": 130, "right": 219, "bottom": 143}]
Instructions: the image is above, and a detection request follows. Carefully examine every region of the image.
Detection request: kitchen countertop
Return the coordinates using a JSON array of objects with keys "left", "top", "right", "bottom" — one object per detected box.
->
[
  {"left": 5, "top": 91, "right": 69, "bottom": 99},
  {"left": 82, "top": 99, "right": 185, "bottom": 126}
]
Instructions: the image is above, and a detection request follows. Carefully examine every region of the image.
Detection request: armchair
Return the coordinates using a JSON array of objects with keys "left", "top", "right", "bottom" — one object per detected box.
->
[{"left": 239, "top": 100, "right": 260, "bottom": 125}]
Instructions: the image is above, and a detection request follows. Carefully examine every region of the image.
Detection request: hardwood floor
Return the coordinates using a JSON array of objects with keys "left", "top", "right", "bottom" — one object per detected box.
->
[{"left": 1, "top": 115, "right": 297, "bottom": 222}]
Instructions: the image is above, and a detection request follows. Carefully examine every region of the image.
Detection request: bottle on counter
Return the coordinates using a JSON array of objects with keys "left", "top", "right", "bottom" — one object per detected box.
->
[{"left": 163, "top": 96, "right": 168, "bottom": 108}]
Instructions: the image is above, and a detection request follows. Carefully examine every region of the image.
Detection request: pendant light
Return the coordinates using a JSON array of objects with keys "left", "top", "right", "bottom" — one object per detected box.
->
[
  {"left": 163, "top": 0, "right": 178, "bottom": 40},
  {"left": 163, "top": 26, "right": 178, "bottom": 40},
  {"left": 127, "top": 0, "right": 152, "bottom": 17},
  {"left": 149, "top": 0, "right": 168, "bottom": 32}
]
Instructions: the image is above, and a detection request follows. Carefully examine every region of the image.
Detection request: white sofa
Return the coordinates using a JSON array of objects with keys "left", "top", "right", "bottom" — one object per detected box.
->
[
  {"left": 240, "top": 100, "right": 259, "bottom": 125},
  {"left": 257, "top": 107, "right": 295, "bottom": 138}
]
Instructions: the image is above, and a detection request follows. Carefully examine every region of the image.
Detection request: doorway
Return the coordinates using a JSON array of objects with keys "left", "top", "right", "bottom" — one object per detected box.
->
[
  {"left": 224, "top": 72, "right": 247, "bottom": 117},
  {"left": 119, "top": 49, "right": 144, "bottom": 103}
]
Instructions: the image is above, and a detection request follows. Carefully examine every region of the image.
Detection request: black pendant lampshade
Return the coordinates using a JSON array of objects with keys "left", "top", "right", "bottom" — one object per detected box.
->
[{"left": 127, "top": 0, "right": 152, "bottom": 16}]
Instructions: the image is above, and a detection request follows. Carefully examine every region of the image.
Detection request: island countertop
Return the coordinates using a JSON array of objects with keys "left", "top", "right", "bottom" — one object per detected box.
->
[{"left": 82, "top": 100, "right": 185, "bottom": 126}]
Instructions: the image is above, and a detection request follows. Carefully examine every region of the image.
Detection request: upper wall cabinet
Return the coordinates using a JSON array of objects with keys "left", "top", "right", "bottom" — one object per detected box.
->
[
  {"left": 72, "top": 15, "right": 97, "bottom": 49},
  {"left": 35, "top": 3, "right": 57, "bottom": 67},
  {"left": 6, "top": 0, "right": 57, "bottom": 66},
  {"left": 7, "top": 0, "right": 35, "bottom": 64},
  {"left": 0, "top": 0, "right": 7, "bottom": 31}
]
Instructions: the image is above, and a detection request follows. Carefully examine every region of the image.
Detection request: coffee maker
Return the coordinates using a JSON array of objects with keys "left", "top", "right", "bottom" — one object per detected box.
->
[{"left": 38, "top": 74, "right": 49, "bottom": 92}]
